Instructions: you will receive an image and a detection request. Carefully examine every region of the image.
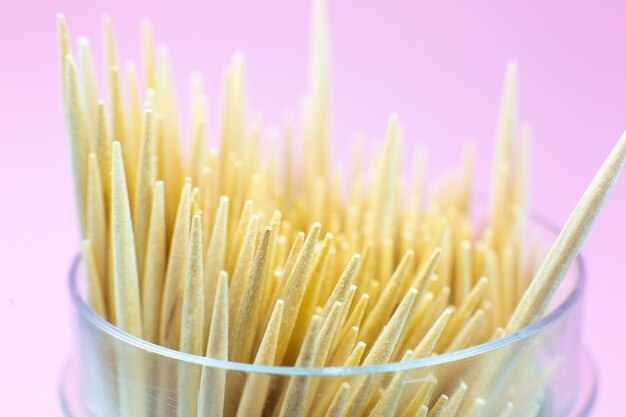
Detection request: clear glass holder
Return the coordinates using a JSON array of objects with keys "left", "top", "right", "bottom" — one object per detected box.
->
[{"left": 59, "top": 216, "right": 597, "bottom": 417}]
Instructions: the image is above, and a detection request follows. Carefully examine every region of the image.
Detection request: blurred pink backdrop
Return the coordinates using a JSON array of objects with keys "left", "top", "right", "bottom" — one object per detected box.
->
[{"left": 1, "top": 0, "right": 625, "bottom": 415}]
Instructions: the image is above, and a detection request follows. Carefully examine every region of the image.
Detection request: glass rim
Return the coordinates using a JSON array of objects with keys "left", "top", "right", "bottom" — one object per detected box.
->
[{"left": 68, "top": 212, "right": 586, "bottom": 376}]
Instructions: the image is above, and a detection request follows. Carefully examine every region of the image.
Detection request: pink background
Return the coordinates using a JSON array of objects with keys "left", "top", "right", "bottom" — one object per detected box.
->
[{"left": 1, "top": 0, "right": 625, "bottom": 415}]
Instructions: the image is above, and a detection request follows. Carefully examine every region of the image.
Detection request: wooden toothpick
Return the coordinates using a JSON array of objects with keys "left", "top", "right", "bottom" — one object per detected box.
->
[
  {"left": 64, "top": 55, "right": 88, "bottom": 237},
  {"left": 231, "top": 227, "right": 272, "bottom": 363},
  {"left": 86, "top": 153, "right": 107, "bottom": 287},
  {"left": 141, "top": 181, "right": 166, "bottom": 343},
  {"left": 278, "top": 315, "right": 322, "bottom": 417},
  {"left": 276, "top": 223, "right": 321, "bottom": 363},
  {"left": 111, "top": 141, "right": 142, "bottom": 337},
  {"left": 179, "top": 214, "right": 205, "bottom": 355},
  {"left": 159, "top": 182, "right": 191, "bottom": 348},
  {"left": 229, "top": 214, "right": 260, "bottom": 323},
  {"left": 198, "top": 271, "right": 229, "bottom": 417},
  {"left": 507, "top": 131, "right": 626, "bottom": 332},
  {"left": 363, "top": 288, "right": 417, "bottom": 366},
  {"left": 204, "top": 196, "right": 229, "bottom": 338},
  {"left": 81, "top": 239, "right": 107, "bottom": 318},
  {"left": 236, "top": 299, "right": 285, "bottom": 417},
  {"left": 133, "top": 109, "right": 156, "bottom": 279}
]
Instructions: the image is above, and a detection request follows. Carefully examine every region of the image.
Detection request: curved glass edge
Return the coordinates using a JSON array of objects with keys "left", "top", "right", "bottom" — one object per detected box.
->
[
  {"left": 59, "top": 358, "right": 78, "bottom": 417},
  {"left": 58, "top": 350, "right": 599, "bottom": 417},
  {"left": 67, "top": 214, "right": 586, "bottom": 377},
  {"left": 570, "top": 351, "right": 598, "bottom": 417}
]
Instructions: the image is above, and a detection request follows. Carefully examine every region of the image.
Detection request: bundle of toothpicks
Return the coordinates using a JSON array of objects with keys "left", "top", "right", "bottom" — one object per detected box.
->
[{"left": 59, "top": 1, "right": 626, "bottom": 416}]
